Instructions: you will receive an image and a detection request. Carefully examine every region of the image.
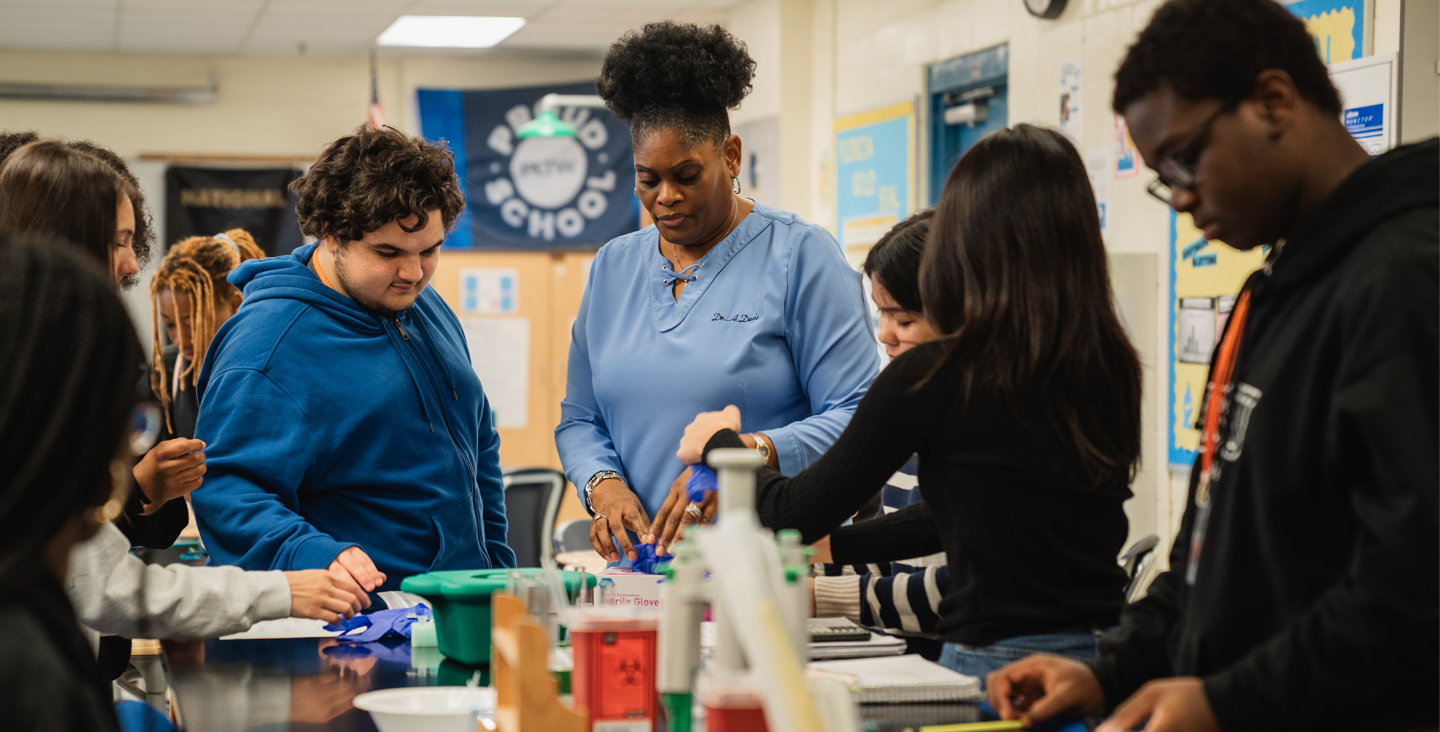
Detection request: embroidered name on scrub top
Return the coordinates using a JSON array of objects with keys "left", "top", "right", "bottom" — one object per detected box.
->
[{"left": 712, "top": 312, "right": 760, "bottom": 322}]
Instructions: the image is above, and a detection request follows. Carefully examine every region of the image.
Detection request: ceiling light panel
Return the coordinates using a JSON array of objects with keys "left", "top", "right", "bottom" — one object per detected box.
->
[{"left": 377, "top": 15, "right": 525, "bottom": 48}]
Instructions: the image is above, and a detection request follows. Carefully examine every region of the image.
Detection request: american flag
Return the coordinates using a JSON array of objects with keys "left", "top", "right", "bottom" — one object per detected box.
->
[{"left": 367, "top": 49, "right": 385, "bottom": 129}]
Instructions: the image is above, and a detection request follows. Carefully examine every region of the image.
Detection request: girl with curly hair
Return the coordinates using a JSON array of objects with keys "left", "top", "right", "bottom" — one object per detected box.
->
[{"left": 557, "top": 21, "right": 881, "bottom": 563}]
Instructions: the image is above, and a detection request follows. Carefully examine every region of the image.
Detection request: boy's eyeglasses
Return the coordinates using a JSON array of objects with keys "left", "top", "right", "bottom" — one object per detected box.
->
[{"left": 1146, "top": 104, "right": 1233, "bottom": 206}]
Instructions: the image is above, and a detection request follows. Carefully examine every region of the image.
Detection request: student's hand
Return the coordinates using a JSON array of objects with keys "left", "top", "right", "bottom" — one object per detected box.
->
[
  {"left": 676, "top": 405, "right": 743, "bottom": 465},
  {"left": 809, "top": 535, "right": 832, "bottom": 563},
  {"left": 132, "top": 438, "right": 206, "bottom": 513},
  {"left": 1095, "top": 678, "right": 1218, "bottom": 732},
  {"left": 327, "top": 546, "right": 386, "bottom": 593},
  {"left": 589, "top": 478, "right": 651, "bottom": 563},
  {"left": 987, "top": 653, "right": 1106, "bottom": 725},
  {"left": 284, "top": 569, "right": 371, "bottom": 624},
  {"left": 646, "top": 466, "right": 719, "bottom": 556}
]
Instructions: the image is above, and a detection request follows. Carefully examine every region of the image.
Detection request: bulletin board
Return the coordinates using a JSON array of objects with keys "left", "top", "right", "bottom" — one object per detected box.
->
[
  {"left": 834, "top": 101, "right": 915, "bottom": 257},
  {"left": 431, "top": 250, "right": 596, "bottom": 525},
  {"left": 1166, "top": 212, "right": 1269, "bottom": 470}
]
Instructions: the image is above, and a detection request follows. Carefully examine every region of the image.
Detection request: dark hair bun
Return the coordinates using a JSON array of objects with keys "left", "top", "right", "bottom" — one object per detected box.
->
[{"left": 598, "top": 21, "right": 756, "bottom": 121}]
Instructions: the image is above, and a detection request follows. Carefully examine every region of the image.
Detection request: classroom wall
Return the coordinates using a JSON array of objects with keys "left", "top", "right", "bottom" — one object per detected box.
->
[
  {"left": 0, "top": 48, "right": 603, "bottom": 158},
  {"left": 728, "top": 0, "right": 1428, "bottom": 569}
]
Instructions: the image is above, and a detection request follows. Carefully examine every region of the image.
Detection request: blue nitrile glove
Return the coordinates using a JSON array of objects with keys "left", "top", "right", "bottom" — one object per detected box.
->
[
  {"left": 325, "top": 603, "right": 432, "bottom": 643},
  {"left": 631, "top": 543, "right": 671, "bottom": 574},
  {"left": 323, "top": 639, "right": 413, "bottom": 666},
  {"left": 686, "top": 464, "right": 717, "bottom": 503}
]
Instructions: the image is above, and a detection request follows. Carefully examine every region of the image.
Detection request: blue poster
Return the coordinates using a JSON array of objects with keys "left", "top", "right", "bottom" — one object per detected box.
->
[
  {"left": 418, "top": 81, "right": 637, "bottom": 250},
  {"left": 834, "top": 102, "right": 914, "bottom": 248}
]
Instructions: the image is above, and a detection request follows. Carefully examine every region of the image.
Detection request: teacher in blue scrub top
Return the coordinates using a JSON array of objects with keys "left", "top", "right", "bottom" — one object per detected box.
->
[{"left": 557, "top": 21, "right": 881, "bottom": 563}]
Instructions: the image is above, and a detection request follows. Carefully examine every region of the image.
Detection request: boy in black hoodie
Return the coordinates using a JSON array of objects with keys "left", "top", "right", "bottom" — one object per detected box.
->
[{"left": 987, "top": 1, "right": 1438, "bottom": 731}]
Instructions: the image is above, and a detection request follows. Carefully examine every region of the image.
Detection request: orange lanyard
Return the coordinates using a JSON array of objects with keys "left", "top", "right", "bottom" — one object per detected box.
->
[
  {"left": 1196, "top": 289, "right": 1251, "bottom": 506},
  {"left": 313, "top": 252, "right": 338, "bottom": 291}
]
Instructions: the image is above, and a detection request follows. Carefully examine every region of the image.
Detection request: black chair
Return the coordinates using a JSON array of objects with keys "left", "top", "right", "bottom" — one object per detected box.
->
[
  {"left": 553, "top": 518, "right": 592, "bottom": 556},
  {"left": 501, "top": 468, "right": 567, "bottom": 568},
  {"left": 1118, "top": 534, "right": 1161, "bottom": 602}
]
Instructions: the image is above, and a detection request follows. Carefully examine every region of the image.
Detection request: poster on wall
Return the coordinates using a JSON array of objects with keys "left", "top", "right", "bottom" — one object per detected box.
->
[
  {"left": 1284, "top": 0, "right": 1367, "bottom": 64},
  {"left": 461, "top": 317, "right": 530, "bottom": 429},
  {"left": 834, "top": 100, "right": 915, "bottom": 256},
  {"left": 460, "top": 267, "right": 519, "bottom": 314},
  {"left": 417, "top": 81, "right": 637, "bottom": 250},
  {"left": 1114, "top": 116, "right": 1139, "bottom": 178},
  {"left": 1058, "top": 59, "right": 1082, "bottom": 143},
  {"left": 1167, "top": 211, "right": 1270, "bottom": 470},
  {"left": 164, "top": 166, "right": 305, "bottom": 257},
  {"left": 1330, "top": 53, "right": 1397, "bottom": 155}
]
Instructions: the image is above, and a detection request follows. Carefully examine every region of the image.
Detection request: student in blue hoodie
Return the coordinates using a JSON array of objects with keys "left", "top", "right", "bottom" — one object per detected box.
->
[{"left": 191, "top": 125, "right": 515, "bottom": 596}]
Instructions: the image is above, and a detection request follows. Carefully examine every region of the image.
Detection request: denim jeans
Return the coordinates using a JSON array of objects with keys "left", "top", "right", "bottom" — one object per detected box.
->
[{"left": 938, "top": 627, "right": 1110, "bottom": 690}]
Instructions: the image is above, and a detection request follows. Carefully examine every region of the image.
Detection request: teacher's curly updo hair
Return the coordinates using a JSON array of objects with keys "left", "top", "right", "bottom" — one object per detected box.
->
[{"left": 597, "top": 21, "right": 756, "bottom": 147}]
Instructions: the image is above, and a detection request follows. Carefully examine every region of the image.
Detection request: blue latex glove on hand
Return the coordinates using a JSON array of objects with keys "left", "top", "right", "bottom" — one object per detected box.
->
[
  {"left": 325, "top": 603, "right": 432, "bottom": 643},
  {"left": 631, "top": 543, "right": 672, "bottom": 574},
  {"left": 686, "top": 464, "right": 717, "bottom": 503}
]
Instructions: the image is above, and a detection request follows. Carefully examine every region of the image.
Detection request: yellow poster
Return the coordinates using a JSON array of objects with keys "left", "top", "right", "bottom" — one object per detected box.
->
[{"left": 1167, "top": 211, "right": 1268, "bottom": 469}]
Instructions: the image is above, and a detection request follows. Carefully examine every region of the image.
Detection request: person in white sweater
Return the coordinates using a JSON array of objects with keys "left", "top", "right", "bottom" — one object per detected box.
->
[
  {"left": 0, "top": 136, "right": 371, "bottom": 658},
  {"left": 67, "top": 521, "right": 369, "bottom": 648}
]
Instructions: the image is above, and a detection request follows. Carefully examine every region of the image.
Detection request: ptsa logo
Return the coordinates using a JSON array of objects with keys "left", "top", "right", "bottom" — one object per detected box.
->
[{"left": 483, "top": 103, "right": 618, "bottom": 241}]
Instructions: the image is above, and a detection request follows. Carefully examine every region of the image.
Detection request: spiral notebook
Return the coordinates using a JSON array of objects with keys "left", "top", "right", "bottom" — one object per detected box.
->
[{"left": 806, "top": 654, "right": 984, "bottom": 704}]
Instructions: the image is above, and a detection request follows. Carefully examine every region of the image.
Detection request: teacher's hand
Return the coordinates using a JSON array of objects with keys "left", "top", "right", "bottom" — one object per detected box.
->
[
  {"left": 646, "top": 466, "right": 719, "bottom": 556},
  {"left": 676, "top": 405, "right": 743, "bottom": 465},
  {"left": 589, "top": 478, "right": 651, "bottom": 563}
]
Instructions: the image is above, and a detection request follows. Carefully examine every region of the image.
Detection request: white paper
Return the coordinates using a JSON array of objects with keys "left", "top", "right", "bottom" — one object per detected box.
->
[
  {"left": 459, "top": 267, "right": 519, "bottom": 314},
  {"left": 1330, "top": 53, "right": 1397, "bottom": 156},
  {"left": 461, "top": 317, "right": 530, "bottom": 429},
  {"left": 1059, "top": 58, "right": 1083, "bottom": 142},
  {"left": 219, "top": 618, "right": 339, "bottom": 641},
  {"left": 1085, "top": 145, "right": 1113, "bottom": 238},
  {"left": 1178, "top": 297, "right": 1217, "bottom": 364}
]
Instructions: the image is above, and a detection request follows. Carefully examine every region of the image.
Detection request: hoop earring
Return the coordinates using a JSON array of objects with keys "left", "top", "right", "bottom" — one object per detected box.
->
[
  {"left": 634, "top": 188, "right": 640, "bottom": 199},
  {"left": 732, "top": 177, "right": 741, "bottom": 195},
  {"left": 88, "top": 459, "right": 130, "bottom": 526}
]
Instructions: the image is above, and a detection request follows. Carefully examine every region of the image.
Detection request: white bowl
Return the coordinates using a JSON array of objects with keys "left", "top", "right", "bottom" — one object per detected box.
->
[{"left": 353, "top": 687, "right": 497, "bottom": 732}]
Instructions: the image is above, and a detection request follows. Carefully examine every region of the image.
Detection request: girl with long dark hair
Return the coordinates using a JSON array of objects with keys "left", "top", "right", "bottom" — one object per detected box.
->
[
  {"left": 679, "top": 124, "right": 1143, "bottom": 682},
  {"left": 0, "top": 233, "right": 140, "bottom": 731}
]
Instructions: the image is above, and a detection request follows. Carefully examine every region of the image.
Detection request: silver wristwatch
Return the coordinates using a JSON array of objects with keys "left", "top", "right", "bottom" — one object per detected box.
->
[
  {"left": 585, "top": 470, "right": 623, "bottom": 514},
  {"left": 748, "top": 433, "right": 772, "bottom": 464}
]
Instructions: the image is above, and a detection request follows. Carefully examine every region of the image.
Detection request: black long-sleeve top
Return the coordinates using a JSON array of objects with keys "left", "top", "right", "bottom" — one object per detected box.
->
[
  {"left": 117, "top": 346, "right": 193, "bottom": 550},
  {"left": 0, "top": 572, "right": 121, "bottom": 732},
  {"left": 702, "top": 339, "right": 1131, "bottom": 646},
  {"left": 1091, "top": 139, "right": 1439, "bottom": 732}
]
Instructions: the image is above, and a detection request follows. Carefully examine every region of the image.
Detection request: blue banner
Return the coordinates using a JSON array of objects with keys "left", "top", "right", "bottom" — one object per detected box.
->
[{"left": 418, "top": 81, "right": 637, "bottom": 250}]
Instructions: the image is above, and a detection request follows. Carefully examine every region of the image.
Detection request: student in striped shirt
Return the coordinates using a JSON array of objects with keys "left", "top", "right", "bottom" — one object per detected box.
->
[{"left": 809, "top": 210, "right": 949, "bottom": 656}]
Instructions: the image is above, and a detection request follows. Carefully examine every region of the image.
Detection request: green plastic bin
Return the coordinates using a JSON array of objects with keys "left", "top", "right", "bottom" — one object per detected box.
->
[{"left": 401, "top": 568, "right": 594, "bottom": 666}]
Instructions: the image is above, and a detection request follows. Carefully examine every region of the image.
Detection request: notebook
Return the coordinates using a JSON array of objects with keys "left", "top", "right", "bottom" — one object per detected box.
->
[{"left": 806, "top": 654, "right": 984, "bottom": 704}]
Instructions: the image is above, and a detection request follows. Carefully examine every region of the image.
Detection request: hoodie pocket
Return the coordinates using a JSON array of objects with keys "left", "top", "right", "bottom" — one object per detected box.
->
[{"left": 426, "top": 494, "right": 481, "bottom": 572}]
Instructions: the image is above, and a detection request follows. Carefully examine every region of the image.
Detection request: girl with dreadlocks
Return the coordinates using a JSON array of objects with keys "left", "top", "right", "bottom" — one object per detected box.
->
[{"left": 141, "top": 230, "right": 264, "bottom": 492}]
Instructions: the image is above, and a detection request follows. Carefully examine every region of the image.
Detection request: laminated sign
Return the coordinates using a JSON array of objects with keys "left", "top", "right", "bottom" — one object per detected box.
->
[{"left": 418, "top": 82, "right": 638, "bottom": 250}]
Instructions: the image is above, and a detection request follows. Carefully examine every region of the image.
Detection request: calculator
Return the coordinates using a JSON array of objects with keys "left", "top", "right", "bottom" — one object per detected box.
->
[{"left": 808, "top": 618, "right": 872, "bottom": 643}]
